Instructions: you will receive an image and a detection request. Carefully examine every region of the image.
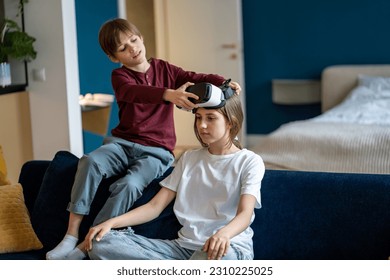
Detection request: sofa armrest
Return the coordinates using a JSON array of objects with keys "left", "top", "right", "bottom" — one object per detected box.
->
[{"left": 18, "top": 160, "right": 51, "bottom": 214}]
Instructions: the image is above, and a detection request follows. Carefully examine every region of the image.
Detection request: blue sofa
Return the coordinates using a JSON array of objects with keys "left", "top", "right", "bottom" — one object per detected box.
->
[{"left": 1, "top": 151, "right": 389, "bottom": 260}]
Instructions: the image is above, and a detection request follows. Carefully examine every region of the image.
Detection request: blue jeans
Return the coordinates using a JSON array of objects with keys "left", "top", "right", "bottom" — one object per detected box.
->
[
  {"left": 67, "top": 136, "right": 174, "bottom": 225},
  {"left": 88, "top": 228, "right": 251, "bottom": 260}
]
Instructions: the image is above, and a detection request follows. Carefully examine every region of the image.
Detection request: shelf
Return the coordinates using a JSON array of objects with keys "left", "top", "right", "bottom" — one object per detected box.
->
[
  {"left": 81, "top": 105, "right": 112, "bottom": 136},
  {"left": 0, "top": 84, "right": 27, "bottom": 95},
  {"left": 80, "top": 104, "right": 110, "bottom": 112},
  {"left": 272, "top": 79, "right": 321, "bottom": 105}
]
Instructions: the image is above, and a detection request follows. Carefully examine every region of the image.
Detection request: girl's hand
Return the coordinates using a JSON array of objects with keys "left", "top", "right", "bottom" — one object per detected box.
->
[
  {"left": 203, "top": 232, "right": 230, "bottom": 260},
  {"left": 229, "top": 81, "right": 241, "bottom": 95},
  {"left": 163, "top": 82, "right": 199, "bottom": 111},
  {"left": 84, "top": 221, "right": 113, "bottom": 252}
]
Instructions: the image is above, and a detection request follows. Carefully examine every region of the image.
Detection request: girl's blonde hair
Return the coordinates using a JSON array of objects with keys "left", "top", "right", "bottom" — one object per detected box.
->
[
  {"left": 98, "top": 18, "right": 142, "bottom": 58},
  {"left": 194, "top": 94, "right": 243, "bottom": 149}
]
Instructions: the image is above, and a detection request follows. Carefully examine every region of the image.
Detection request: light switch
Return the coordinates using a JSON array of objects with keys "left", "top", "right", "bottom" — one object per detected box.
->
[{"left": 32, "top": 68, "right": 46, "bottom": 82}]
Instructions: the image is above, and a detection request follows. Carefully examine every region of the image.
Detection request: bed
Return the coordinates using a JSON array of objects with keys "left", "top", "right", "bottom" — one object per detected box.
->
[{"left": 251, "top": 65, "right": 390, "bottom": 174}]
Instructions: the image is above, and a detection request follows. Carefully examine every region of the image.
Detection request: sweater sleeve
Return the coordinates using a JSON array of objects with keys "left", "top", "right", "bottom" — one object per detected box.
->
[
  {"left": 112, "top": 69, "right": 166, "bottom": 104},
  {"left": 172, "top": 65, "right": 226, "bottom": 89}
]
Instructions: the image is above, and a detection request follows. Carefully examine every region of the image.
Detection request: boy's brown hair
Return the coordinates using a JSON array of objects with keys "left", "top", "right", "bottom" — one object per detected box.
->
[{"left": 98, "top": 18, "right": 142, "bottom": 58}]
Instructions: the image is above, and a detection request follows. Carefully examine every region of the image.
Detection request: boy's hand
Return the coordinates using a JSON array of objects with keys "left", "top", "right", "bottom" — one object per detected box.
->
[
  {"left": 163, "top": 82, "right": 199, "bottom": 111},
  {"left": 229, "top": 81, "right": 241, "bottom": 95}
]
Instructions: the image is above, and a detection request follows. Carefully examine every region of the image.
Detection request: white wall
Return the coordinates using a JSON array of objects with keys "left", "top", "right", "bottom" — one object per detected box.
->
[{"left": 23, "top": 0, "right": 83, "bottom": 159}]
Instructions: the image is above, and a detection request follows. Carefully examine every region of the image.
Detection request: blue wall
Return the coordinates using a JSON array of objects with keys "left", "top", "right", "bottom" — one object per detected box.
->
[
  {"left": 242, "top": 0, "right": 390, "bottom": 134},
  {"left": 75, "top": 0, "right": 119, "bottom": 153}
]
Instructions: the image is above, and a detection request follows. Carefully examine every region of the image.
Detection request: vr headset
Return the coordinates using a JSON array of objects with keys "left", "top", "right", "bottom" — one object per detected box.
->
[{"left": 182, "top": 79, "right": 235, "bottom": 110}]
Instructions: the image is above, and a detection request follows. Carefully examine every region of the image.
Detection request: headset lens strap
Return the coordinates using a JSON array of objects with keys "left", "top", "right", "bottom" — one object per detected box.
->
[
  {"left": 220, "top": 79, "right": 234, "bottom": 100},
  {"left": 220, "top": 79, "right": 232, "bottom": 91}
]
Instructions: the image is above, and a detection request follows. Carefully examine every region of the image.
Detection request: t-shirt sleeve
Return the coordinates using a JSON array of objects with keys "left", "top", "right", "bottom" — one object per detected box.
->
[
  {"left": 240, "top": 154, "right": 265, "bottom": 209},
  {"left": 159, "top": 151, "right": 188, "bottom": 192}
]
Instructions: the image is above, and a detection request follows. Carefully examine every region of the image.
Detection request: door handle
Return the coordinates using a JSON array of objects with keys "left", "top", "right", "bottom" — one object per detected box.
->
[{"left": 221, "top": 43, "right": 237, "bottom": 49}]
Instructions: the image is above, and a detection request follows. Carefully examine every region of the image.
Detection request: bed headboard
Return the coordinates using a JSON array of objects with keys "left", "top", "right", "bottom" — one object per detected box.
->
[{"left": 321, "top": 64, "right": 390, "bottom": 112}]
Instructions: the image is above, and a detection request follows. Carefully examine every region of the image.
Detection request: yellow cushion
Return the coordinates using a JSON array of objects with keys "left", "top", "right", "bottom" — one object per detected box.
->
[
  {"left": 0, "top": 145, "right": 11, "bottom": 186},
  {"left": 0, "top": 183, "right": 43, "bottom": 253}
]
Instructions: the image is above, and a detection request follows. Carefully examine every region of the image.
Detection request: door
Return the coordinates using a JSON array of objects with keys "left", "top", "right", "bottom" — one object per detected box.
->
[{"left": 154, "top": 0, "right": 246, "bottom": 147}]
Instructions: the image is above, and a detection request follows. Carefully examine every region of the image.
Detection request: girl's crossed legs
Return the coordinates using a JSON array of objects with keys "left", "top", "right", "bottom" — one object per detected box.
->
[{"left": 88, "top": 228, "right": 248, "bottom": 260}]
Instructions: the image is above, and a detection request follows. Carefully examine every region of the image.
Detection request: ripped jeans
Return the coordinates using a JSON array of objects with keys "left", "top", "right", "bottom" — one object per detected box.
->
[{"left": 88, "top": 227, "right": 252, "bottom": 260}]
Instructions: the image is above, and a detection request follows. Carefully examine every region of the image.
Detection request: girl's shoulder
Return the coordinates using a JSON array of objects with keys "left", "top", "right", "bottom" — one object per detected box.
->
[
  {"left": 181, "top": 147, "right": 205, "bottom": 158},
  {"left": 181, "top": 147, "right": 261, "bottom": 158},
  {"left": 236, "top": 148, "right": 262, "bottom": 160},
  {"left": 236, "top": 149, "right": 265, "bottom": 170},
  {"left": 174, "top": 148, "right": 205, "bottom": 170},
  {"left": 182, "top": 148, "right": 263, "bottom": 164}
]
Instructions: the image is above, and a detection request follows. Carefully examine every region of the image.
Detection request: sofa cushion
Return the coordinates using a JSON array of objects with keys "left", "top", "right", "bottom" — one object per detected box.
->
[
  {"left": 253, "top": 170, "right": 390, "bottom": 260},
  {"left": 0, "top": 145, "right": 11, "bottom": 186},
  {"left": 31, "top": 151, "right": 79, "bottom": 251},
  {"left": 0, "top": 183, "right": 43, "bottom": 253},
  {"left": 18, "top": 160, "right": 51, "bottom": 214}
]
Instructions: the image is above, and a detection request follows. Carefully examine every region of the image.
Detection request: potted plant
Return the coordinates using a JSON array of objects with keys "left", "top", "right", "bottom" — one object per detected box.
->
[
  {"left": 0, "top": 1, "right": 37, "bottom": 87},
  {"left": 0, "top": 18, "right": 36, "bottom": 63}
]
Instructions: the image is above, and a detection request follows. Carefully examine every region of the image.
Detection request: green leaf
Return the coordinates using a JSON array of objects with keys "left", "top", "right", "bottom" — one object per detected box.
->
[{"left": 0, "top": 19, "right": 37, "bottom": 62}]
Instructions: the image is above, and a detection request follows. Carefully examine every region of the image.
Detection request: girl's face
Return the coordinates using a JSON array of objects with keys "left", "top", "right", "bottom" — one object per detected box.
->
[
  {"left": 195, "top": 108, "right": 231, "bottom": 150},
  {"left": 110, "top": 31, "right": 147, "bottom": 70}
]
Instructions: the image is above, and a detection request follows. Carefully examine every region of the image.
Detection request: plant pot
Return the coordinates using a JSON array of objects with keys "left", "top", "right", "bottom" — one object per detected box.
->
[{"left": 0, "top": 62, "right": 11, "bottom": 87}]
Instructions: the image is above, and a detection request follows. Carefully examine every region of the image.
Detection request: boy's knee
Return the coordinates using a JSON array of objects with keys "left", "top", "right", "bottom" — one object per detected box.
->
[
  {"left": 110, "top": 180, "right": 145, "bottom": 196},
  {"left": 78, "top": 155, "right": 96, "bottom": 169}
]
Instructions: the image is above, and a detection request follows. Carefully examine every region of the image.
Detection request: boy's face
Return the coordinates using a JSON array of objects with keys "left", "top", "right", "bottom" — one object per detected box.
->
[{"left": 110, "top": 31, "right": 147, "bottom": 69}]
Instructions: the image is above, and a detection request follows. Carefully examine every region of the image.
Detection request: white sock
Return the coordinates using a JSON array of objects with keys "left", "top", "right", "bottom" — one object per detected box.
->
[
  {"left": 46, "top": 234, "right": 78, "bottom": 260},
  {"left": 64, "top": 247, "right": 87, "bottom": 260}
]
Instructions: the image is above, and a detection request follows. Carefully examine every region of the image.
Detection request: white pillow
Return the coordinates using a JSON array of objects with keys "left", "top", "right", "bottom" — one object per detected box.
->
[
  {"left": 311, "top": 77, "right": 390, "bottom": 126},
  {"left": 358, "top": 74, "right": 390, "bottom": 92}
]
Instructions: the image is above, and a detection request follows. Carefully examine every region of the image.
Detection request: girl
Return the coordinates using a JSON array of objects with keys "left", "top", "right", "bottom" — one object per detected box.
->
[{"left": 84, "top": 93, "right": 265, "bottom": 260}]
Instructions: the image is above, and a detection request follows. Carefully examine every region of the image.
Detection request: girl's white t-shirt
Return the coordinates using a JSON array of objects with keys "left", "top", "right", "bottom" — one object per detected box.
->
[{"left": 160, "top": 148, "right": 265, "bottom": 254}]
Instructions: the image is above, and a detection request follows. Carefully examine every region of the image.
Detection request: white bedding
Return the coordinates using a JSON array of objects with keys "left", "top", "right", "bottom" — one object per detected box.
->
[
  {"left": 252, "top": 121, "right": 390, "bottom": 174},
  {"left": 252, "top": 75, "right": 390, "bottom": 174},
  {"left": 312, "top": 76, "right": 390, "bottom": 126}
]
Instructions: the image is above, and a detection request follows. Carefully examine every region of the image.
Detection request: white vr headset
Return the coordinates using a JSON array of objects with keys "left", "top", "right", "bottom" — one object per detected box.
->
[{"left": 184, "top": 79, "right": 235, "bottom": 110}]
